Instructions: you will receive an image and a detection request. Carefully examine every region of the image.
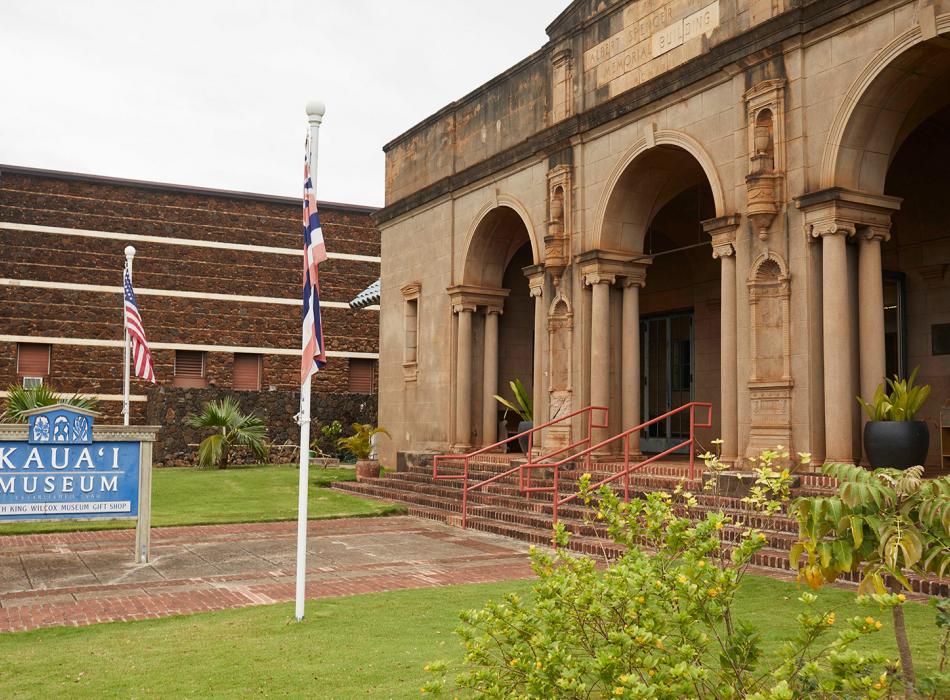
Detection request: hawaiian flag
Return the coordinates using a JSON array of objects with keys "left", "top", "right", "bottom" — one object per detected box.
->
[
  {"left": 123, "top": 268, "right": 156, "bottom": 382},
  {"left": 300, "top": 134, "right": 328, "bottom": 384}
]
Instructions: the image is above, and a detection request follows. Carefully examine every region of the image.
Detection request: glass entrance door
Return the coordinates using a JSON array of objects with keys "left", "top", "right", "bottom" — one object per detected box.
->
[{"left": 640, "top": 311, "right": 694, "bottom": 453}]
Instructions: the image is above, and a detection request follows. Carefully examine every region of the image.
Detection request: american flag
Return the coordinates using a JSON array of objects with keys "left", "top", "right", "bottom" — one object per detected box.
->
[
  {"left": 123, "top": 268, "right": 155, "bottom": 383},
  {"left": 300, "top": 134, "right": 328, "bottom": 384}
]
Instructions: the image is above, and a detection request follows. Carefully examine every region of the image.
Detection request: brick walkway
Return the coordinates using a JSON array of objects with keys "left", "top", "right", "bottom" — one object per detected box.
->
[{"left": 0, "top": 516, "right": 535, "bottom": 633}]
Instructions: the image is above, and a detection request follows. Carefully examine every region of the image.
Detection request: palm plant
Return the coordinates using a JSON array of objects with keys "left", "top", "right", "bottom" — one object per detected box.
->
[
  {"left": 186, "top": 397, "right": 268, "bottom": 469},
  {"left": 337, "top": 423, "right": 390, "bottom": 461},
  {"left": 857, "top": 365, "right": 931, "bottom": 421},
  {"left": 2, "top": 384, "right": 98, "bottom": 423},
  {"left": 493, "top": 378, "right": 533, "bottom": 423}
]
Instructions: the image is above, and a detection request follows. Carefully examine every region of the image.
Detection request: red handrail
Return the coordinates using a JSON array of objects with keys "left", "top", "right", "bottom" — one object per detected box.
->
[
  {"left": 521, "top": 401, "right": 713, "bottom": 528},
  {"left": 432, "top": 405, "right": 608, "bottom": 528}
]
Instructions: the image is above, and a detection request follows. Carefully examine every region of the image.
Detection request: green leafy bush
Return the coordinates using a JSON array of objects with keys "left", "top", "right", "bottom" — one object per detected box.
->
[
  {"left": 790, "top": 461, "right": 950, "bottom": 689},
  {"left": 1, "top": 384, "right": 98, "bottom": 423},
  {"left": 857, "top": 366, "right": 931, "bottom": 421},
  {"left": 311, "top": 419, "right": 343, "bottom": 459},
  {"left": 423, "top": 483, "right": 935, "bottom": 698}
]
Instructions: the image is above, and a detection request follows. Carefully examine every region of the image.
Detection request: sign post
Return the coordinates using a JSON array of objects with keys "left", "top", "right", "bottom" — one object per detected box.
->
[{"left": 0, "top": 404, "right": 159, "bottom": 563}]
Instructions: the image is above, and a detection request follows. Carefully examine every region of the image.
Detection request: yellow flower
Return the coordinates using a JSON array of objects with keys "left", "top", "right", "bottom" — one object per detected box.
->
[
  {"left": 708, "top": 588, "right": 719, "bottom": 598},
  {"left": 781, "top": 469, "right": 790, "bottom": 478},
  {"left": 597, "top": 512, "right": 604, "bottom": 520},
  {"left": 879, "top": 673, "right": 887, "bottom": 684},
  {"left": 420, "top": 689, "right": 426, "bottom": 695},
  {"left": 510, "top": 658, "right": 519, "bottom": 667},
  {"left": 535, "top": 661, "right": 542, "bottom": 670},
  {"left": 865, "top": 616, "right": 875, "bottom": 625},
  {"left": 875, "top": 621, "right": 883, "bottom": 630},
  {"left": 678, "top": 574, "right": 688, "bottom": 584},
  {"left": 697, "top": 560, "right": 706, "bottom": 568},
  {"left": 825, "top": 613, "right": 836, "bottom": 625},
  {"left": 619, "top": 675, "right": 629, "bottom": 683},
  {"left": 715, "top": 522, "right": 724, "bottom": 530},
  {"left": 614, "top": 688, "right": 625, "bottom": 696},
  {"left": 898, "top": 594, "right": 906, "bottom": 603},
  {"left": 637, "top": 596, "right": 645, "bottom": 604},
  {"left": 648, "top": 669, "right": 656, "bottom": 677}
]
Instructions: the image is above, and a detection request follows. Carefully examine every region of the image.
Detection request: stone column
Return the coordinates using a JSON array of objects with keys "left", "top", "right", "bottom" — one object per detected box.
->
[
  {"left": 818, "top": 223, "right": 856, "bottom": 462},
  {"left": 703, "top": 215, "right": 741, "bottom": 462},
  {"left": 481, "top": 308, "right": 501, "bottom": 447},
  {"left": 529, "top": 277, "right": 545, "bottom": 438},
  {"left": 455, "top": 304, "right": 475, "bottom": 450},
  {"left": 587, "top": 272, "right": 615, "bottom": 447},
  {"left": 857, "top": 228, "right": 888, "bottom": 416},
  {"left": 621, "top": 270, "right": 646, "bottom": 453}
]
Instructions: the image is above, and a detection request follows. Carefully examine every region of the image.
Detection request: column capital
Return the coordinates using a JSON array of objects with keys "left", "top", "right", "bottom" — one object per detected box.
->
[
  {"left": 524, "top": 264, "right": 546, "bottom": 298},
  {"left": 447, "top": 284, "right": 509, "bottom": 313},
  {"left": 808, "top": 220, "right": 856, "bottom": 239},
  {"left": 483, "top": 305, "right": 504, "bottom": 315},
  {"left": 857, "top": 225, "right": 891, "bottom": 244},
  {"left": 584, "top": 272, "right": 616, "bottom": 287},
  {"left": 702, "top": 214, "right": 741, "bottom": 259},
  {"left": 621, "top": 264, "right": 648, "bottom": 288}
]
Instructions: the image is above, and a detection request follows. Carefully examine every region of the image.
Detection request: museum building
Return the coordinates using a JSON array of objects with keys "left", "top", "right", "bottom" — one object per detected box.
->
[
  {"left": 376, "top": 0, "right": 950, "bottom": 468},
  {"left": 0, "top": 165, "right": 380, "bottom": 463}
]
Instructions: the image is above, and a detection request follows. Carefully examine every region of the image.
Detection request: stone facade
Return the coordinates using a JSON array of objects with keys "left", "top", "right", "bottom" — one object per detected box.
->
[
  {"left": 378, "top": 0, "right": 950, "bottom": 468},
  {"left": 0, "top": 166, "right": 380, "bottom": 463}
]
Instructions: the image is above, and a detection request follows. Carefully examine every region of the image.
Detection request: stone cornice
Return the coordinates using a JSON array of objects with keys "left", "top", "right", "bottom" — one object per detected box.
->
[
  {"left": 376, "top": 0, "right": 884, "bottom": 226},
  {"left": 797, "top": 187, "right": 901, "bottom": 241},
  {"left": 446, "top": 284, "right": 509, "bottom": 313},
  {"left": 577, "top": 249, "right": 651, "bottom": 286}
]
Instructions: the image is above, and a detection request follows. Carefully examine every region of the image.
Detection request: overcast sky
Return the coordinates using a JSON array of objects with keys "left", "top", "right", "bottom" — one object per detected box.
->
[{"left": 0, "top": 1, "right": 565, "bottom": 207}]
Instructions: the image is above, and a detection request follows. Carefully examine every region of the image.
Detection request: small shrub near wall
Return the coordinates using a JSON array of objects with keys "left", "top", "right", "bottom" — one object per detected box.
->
[{"left": 146, "top": 387, "right": 376, "bottom": 466}]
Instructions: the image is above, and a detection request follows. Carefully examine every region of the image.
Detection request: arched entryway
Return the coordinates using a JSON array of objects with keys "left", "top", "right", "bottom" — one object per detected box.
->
[
  {"left": 589, "top": 137, "right": 734, "bottom": 457},
  {"left": 803, "top": 25, "right": 950, "bottom": 465},
  {"left": 450, "top": 204, "right": 540, "bottom": 450}
]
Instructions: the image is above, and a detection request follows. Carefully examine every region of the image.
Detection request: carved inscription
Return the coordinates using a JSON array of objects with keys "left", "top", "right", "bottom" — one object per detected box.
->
[{"left": 584, "top": 0, "right": 721, "bottom": 91}]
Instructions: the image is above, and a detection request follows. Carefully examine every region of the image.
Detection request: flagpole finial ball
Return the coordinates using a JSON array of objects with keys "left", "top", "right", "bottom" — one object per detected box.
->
[
  {"left": 124, "top": 245, "right": 136, "bottom": 258},
  {"left": 306, "top": 100, "right": 326, "bottom": 118}
]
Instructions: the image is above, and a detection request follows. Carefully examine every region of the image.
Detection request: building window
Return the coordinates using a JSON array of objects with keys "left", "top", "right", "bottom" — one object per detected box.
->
[
  {"left": 348, "top": 359, "right": 376, "bottom": 393},
  {"left": 233, "top": 353, "right": 262, "bottom": 391},
  {"left": 401, "top": 282, "right": 421, "bottom": 381},
  {"left": 173, "top": 350, "right": 206, "bottom": 388},
  {"left": 17, "top": 343, "right": 50, "bottom": 387}
]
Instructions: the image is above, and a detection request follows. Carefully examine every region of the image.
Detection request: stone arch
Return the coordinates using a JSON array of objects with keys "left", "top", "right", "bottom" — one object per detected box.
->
[
  {"left": 593, "top": 130, "right": 726, "bottom": 252},
  {"left": 820, "top": 13, "right": 950, "bottom": 192},
  {"left": 462, "top": 196, "right": 539, "bottom": 287}
]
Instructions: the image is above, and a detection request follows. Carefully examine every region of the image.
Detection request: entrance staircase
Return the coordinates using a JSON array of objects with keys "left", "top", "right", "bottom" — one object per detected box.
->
[{"left": 333, "top": 405, "right": 949, "bottom": 597}]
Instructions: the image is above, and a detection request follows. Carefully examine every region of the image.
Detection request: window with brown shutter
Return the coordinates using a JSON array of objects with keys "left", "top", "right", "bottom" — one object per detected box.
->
[
  {"left": 173, "top": 350, "right": 206, "bottom": 388},
  {"left": 348, "top": 359, "right": 375, "bottom": 394},
  {"left": 233, "top": 353, "right": 261, "bottom": 391},
  {"left": 17, "top": 344, "right": 50, "bottom": 386}
]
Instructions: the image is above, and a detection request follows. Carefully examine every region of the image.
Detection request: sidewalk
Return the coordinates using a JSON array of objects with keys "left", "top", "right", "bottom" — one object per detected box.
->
[{"left": 0, "top": 516, "right": 535, "bottom": 633}]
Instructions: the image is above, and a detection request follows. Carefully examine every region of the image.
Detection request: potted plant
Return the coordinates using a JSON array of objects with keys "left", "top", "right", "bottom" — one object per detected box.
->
[
  {"left": 856, "top": 366, "right": 931, "bottom": 468},
  {"left": 337, "top": 423, "right": 390, "bottom": 481},
  {"left": 494, "top": 379, "right": 533, "bottom": 453}
]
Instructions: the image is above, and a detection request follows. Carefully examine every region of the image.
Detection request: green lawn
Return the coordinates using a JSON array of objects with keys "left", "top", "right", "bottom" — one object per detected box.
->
[
  {"left": 0, "top": 575, "right": 942, "bottom": 699},
  {"left": 0, "top": 465, "right": 404, "bottom": 536}
]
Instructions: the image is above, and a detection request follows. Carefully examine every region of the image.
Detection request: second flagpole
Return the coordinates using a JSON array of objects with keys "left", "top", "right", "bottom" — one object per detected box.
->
[
  {"left": 294, "top": 100, "right": 325, "bottom": 622},
  {"left": 122, "top": 245, "right": 135, "bottom": 427}
]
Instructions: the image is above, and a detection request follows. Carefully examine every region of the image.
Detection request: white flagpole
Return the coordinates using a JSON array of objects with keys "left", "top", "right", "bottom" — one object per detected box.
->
[
  {"left": 294, "top": 100, "right": 325, "bottom": 622},
  {"left": 122, "top": 245, "right": 136, "bottom": 427}
]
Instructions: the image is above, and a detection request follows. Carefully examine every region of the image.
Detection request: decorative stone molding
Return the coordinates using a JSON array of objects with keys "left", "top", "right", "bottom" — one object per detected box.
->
[
  {"left": 400, "top": 282, "right": 422, "bottom": 299},
  {"left": 796, "top": 187, "right": 901, "bottom": 245},
  {"left": 576, "top": 249, "right": 649, "bottom": 288},
  {"left": 545, "top": 166, "right": 572, "bottom": 279},
  {"left": 746, "top": 251, "right": 794, "bottom": 455},
  {"left": 523, "top": 263, "right": 546, "bottom": 299},
  {"left": 551, "top": 48, "right": 573, "bottom": 123},
  {"left": 446, "top": 284, "right": 509, "bottom": 314},
  {"left": 702, "top": 214, "right": 741, "bottom": 258},
  {"left": 744, "top": 80, "right": 786, "bottom": 241}
]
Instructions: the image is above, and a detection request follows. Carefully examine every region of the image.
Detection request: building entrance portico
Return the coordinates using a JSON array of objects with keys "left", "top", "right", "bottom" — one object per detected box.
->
[{"left": 378, "top": 0, "right": 950, "bottom": 471}]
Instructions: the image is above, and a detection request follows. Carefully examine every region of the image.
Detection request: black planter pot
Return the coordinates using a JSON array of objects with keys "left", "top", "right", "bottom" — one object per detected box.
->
[
  {"left": 863, "top": 420, "right": 929, "bottom": 469},
  {"left": 517, "top": 420, "right": 533, "bottom": 454}
]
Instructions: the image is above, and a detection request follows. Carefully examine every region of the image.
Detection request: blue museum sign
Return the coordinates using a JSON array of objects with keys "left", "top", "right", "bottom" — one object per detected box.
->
[{"left": 0, "top": 405, "right": 140, "bottom": 520}]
